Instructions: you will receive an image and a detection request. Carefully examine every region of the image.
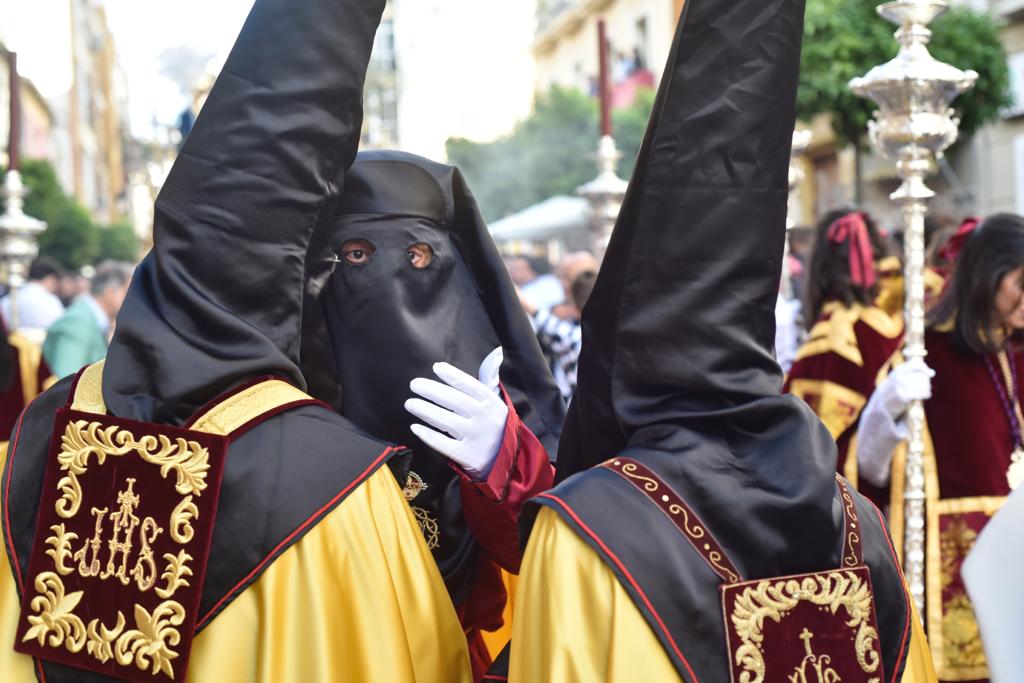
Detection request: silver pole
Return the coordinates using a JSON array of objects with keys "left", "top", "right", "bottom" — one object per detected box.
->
[{"left": 849, "top": 0, "right": 976, "bottom": 615}]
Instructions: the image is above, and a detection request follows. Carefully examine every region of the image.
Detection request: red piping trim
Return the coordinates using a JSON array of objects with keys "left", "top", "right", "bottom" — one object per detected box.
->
[
  {"left": 875, "top": 506, "right": 913, "bottom": 683},
  {"left": 195, "top": 445, "right": 398, "bottom": 629},
  {"left": 536, "top": 492, "right": 699, "bottom": 683},
  {"left": 480, "top": 676, "right": 507, "bottom": 681},
  {"left": 63, "top": 368, "right": 85, "bottom": 408},
  {"left": 3, "top": 406, "right": 31, "bottom": 592}
]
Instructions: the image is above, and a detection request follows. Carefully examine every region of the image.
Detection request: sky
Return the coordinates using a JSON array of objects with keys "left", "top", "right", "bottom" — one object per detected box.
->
[
  {"left": 0, "top": 0, "right": 538, "bottom": 154},
  {"left": 3, "top": 0, "right": 255, "bottom": 138}
]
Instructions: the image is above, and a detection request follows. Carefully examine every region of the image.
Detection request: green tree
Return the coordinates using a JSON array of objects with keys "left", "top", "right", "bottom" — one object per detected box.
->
[
  {"left": 2, "top": 160, "right": 98, "bottom": 269},
  {"left": 447, "top": 85, "right": 655, "bottom": 221},
  {"left": 799, "top": 1, "right": 1011, "bottom": 148},
  {"left": 2, "top": 160, "right": 140, "bottom": 269},
  {"left": 95, "top": 222, "right": 140, "bottom": 263}
]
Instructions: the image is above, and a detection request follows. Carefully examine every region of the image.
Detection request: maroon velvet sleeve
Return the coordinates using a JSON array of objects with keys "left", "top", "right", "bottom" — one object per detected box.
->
[{"left": 454, "top": 387, "right": 554, "bottom": 574}]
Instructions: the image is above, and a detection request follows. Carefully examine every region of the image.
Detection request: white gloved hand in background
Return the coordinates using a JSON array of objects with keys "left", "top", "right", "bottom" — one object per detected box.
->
[
  {"left": 857, "top": 358, "right": 934, "bottom": 487},
  {"left": 405, "top": 347, "right": 508, "bottom": 479}
]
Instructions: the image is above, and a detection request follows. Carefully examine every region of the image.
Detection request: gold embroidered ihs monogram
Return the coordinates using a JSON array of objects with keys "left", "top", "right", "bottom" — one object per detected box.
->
[
  {"left": 71, "top": 479, "right": 165, "bottom": 592},
  {"left": 789, "top": 629, "right": 842, "bottom": 683},
  {"left": 403, "top": 472, "right": 440, "bottom": 550}
]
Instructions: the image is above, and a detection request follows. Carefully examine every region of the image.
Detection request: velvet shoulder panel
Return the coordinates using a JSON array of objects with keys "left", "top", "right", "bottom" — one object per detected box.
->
[
  {"left": 3, "top": 393, "right": 397, "bottom": 682},
  {"left": 534, "top": 457, "right": 912, "bottom": 682}
]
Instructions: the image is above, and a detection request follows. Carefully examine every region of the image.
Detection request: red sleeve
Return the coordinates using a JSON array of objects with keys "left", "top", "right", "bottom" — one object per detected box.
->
[{"left": 453, "top": 386, "right": 554, "bottom": 573}]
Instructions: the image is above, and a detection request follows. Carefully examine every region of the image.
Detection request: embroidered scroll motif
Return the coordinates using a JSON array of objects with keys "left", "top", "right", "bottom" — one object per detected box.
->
[
  {"left": 16, "top": 408, "right": 228, "bottom": 683},
  {"left": 603, "top": 458, "right": 740, "bottom": 583},
  {"left": 724, "top": 569, "right": 881, "bottom": 683},
  {"left": 22, "top": 570, "right": 186, "bottom": 678},
  {"left": 403, "top": 472, "right": 439, "bottom": 550},
  {"left": 56, "top": 419, "right": 211, "bottom": 518},
  {"left": 836, "top": 476, "right": 862, "bottom": 569},
  {"left": 932, "top": 505, "right": 996, "bottom": 677}
]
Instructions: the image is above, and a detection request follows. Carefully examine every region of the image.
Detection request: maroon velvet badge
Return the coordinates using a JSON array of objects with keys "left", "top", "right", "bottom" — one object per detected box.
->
[
  {"left": 721, "top": 566, "right": 885, "bottom": 682},
  {"left": 14, "top": 407, "right": 229, "bottom": 683}
]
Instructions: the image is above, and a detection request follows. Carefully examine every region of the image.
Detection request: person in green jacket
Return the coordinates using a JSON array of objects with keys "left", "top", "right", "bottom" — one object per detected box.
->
[{"left": 42, "top": 261, "right": 132, "bottom": 377}]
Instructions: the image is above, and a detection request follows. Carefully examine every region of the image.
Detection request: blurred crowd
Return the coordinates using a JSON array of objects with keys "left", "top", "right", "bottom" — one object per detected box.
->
[
  {"left": 506, "top": 251, "right": 598, "bottom": 402},
  {"left": 0, "top": 256, "right": 132, "bottom": 380}
]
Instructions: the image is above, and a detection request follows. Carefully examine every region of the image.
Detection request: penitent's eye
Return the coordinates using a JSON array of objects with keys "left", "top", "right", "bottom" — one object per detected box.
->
[
  {"left": 406, "top": 243, "right": 434, "bottom": 269},
  {"left": 340, "top": 239, "right": 376, "bottom": 265}
]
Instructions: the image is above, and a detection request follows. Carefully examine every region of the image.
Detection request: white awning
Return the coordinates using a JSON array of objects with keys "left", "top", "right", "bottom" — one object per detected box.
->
[{"left": 488, "top": 195, "right": 591, "bottom": 242}]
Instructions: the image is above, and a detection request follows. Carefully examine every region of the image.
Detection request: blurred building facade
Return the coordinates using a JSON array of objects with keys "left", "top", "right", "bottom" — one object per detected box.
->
[
  {"left": 534, "top": 0, "right": 679, "bottom": 100},
  {"left": 363, "top": 2, "right": 400, "bottom": 149},
  {"left": 1, "top": 0, "right": 130, "bottom": 227},
  {"left": 390, "top": 0, "right": 537, "bottom": 161},
  {"left": 64, "top": 0, "right": 129, "bottom": 223},
  {"left": 957, "top": 0, "right": 1024, "bottom": 217},
  {"left": 0, "top": 49, "right": 55, "bottom": 165}
]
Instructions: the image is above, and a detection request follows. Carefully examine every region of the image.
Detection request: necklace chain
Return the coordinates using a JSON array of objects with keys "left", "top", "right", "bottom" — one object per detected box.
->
[
  {"left": 986, "top": 349, "right": 1024, "bottom": 491},
  {"left": 996, "top": 351, "right": 1024, "bottom": 446}
]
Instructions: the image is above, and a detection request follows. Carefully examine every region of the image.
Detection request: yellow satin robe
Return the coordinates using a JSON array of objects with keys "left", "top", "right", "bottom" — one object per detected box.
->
[
  {"left": 510, "top": 507, "right": 937, "bottom": 682},
  {"left": 0, "top": 452, "right": 472, "bottom": 682}
]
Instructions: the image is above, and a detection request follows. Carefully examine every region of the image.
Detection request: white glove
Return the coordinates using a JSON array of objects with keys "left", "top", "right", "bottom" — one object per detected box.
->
[
  {"left": 857, "top": 359, "right": 934, "bottom": 487},
  {"left": 405, "top": 347, "right": 508, "bottom": 479}
]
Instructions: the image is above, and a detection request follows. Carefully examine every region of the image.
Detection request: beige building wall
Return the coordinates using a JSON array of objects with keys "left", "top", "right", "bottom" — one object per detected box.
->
[
  {"left": 534, "top": 0, "right": 678, "bottom": 94},
  {"left": 954, "top": 16, "right": 1024, "bottom": 218},
  {"left": 0, "top": 53, "right": 55, "bottom": 167}
]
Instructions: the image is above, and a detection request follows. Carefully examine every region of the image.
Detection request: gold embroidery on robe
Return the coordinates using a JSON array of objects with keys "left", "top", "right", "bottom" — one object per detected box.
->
[{"left": 403, "top": 472, "right": 439, "bottom": 550}]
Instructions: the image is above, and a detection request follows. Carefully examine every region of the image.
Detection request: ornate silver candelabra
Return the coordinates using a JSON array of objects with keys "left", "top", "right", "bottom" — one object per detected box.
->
[
  {"left": 849, "top": 0, "right": 976, "bottom": 615},
  {"left": 578, "top": 135, "right": 629, "bottom": 261},
  {"left": 0, "top": 169, "right": 46, "bottom": 329}
]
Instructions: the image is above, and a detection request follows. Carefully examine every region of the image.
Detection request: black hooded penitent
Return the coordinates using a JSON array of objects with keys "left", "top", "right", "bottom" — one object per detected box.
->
[
  {"left": 1, "top": 1, "right": 400, "bottom": 681},
  {"left": 534, "top": 0, "right": 913, "bottom": 680},
  {"left": 301, "top": 150, "right": 564, "bottom": 600}
]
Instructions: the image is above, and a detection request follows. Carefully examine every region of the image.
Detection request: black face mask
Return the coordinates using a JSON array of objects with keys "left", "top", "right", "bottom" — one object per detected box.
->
[{"left": 322, "top": 214, "right": 501, "bottom": 454}]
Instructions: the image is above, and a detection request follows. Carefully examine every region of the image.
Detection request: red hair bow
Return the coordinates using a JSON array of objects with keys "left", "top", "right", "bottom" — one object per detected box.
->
[
  {"left": 937, "top": 217, "right": 979, "bottom": 267},
  {"left": 827, "top": 212, "right": 876, "bottom": 288}
]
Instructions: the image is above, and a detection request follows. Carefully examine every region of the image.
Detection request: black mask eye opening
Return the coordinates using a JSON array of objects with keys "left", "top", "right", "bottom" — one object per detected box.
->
[
  {"left": 406, "top": 243, "right": 435, "bottom": 270},
  {"left": 336, "top": 238, "right": 376, "bottom": 267}
]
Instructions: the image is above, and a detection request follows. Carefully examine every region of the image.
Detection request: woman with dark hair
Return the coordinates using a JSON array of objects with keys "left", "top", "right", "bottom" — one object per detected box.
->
[
  {"left": 784, "top": 209, "right": 903, "bottom": 501},
  {"left": 858, "top": 213, "right": 1024, "bottom": 682}
]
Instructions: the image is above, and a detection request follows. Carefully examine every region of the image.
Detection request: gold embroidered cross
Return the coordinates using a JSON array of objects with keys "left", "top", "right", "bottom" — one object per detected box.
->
[{"left": 800, "top": 628, "right": 815, "bottom": 658}]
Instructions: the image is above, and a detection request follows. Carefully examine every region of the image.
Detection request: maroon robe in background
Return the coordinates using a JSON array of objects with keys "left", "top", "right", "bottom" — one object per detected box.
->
[
  {"left": 925, "top": 330, "right": 1017, "bottom": 500},
  {"left": 0, "top": 334, "right": 52, "bottom": 443},
  {"left": 785, "top": 301, "right": 903, "bottom": 506},
  {"left": 890, "top": 328, "right": 1021, "bottom": 682}
]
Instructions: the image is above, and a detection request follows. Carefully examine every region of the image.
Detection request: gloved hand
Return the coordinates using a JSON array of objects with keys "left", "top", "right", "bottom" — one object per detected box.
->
[
  {"left": 857, "top": 359, "right": 934, "bottom": 487},
  {"left": 405, "top": 347, "right": 508, "bottom": 479},
  {"left": 877, "top": 358, "right": 934, "bottom": 420}
]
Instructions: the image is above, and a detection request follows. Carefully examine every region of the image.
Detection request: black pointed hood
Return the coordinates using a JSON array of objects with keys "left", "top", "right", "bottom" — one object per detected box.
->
[
  {"left": 537, "top": 3, "right": 913, "bottom": 679},
  {"left": 554, "top": 0, "right": 849, "bottom": 579},
  {"left": 558, "top": 0, "right": 816, "bottom": 479},
  {"left": 102, "top": 0, "right": 386, "bottom": 424}
]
